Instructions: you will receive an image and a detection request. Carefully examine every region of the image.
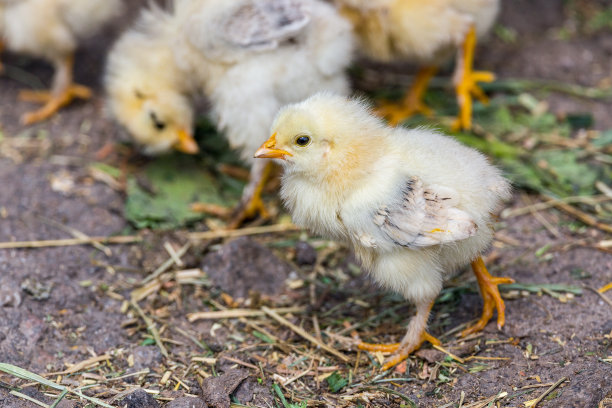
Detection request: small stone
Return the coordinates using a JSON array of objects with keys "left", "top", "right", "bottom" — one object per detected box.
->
[
  {"left": 294, "top": 241, "right": 316, "bottom": 266},
  {"left": 165, "top": 397, "right": 207, "bottom": 408},
  {"left": 119, "top": 388, "right": 160, "bottom": 408}
]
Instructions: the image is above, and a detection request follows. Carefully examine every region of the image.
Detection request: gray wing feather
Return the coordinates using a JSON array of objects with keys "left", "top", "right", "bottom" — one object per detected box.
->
[
  {"left": 374, "top": 176, "right": 477, "bottom": 248},
  {"left": 224, "top": 0, "right": 310, "bottom": 50}
]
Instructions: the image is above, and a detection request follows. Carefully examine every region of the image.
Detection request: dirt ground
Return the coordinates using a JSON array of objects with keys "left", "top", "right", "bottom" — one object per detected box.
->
[{"left": 0, "top": 1, "right": 611, "bottom": 407}]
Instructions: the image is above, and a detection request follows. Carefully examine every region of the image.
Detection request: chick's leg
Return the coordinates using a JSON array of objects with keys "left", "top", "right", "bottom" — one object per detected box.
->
[
  {"left": 359, "top": 299, "right": 440, "bottom": 370},
  {"left": 19, "top": 54, "right": 92, "bottom": 125},
  {"left": 228, "top": 160, "right": 273, "bottom": 229},
  {"left": 452, "top": 25, "right": 495, "bottom": 131},
  {"left": 461, "top": 257, "right": 515, "bottom": 337},
  {"left": 376, "top": 66, "right": 437, "bottom": 126},
  {"left": 0, "top": 39, "right": 4, "bottom": 73}
]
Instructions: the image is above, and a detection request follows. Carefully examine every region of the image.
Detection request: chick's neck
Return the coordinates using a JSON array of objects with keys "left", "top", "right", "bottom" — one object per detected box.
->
[{"left": 316, "top": 134, "right": 390, "bottom": 199}]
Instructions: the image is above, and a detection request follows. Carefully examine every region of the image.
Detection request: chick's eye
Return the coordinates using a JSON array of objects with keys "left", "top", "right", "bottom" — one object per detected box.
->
[
  {"left": 295, "top": 135, "right": 310, "bottom": 147},
  {"left": 149, "top": 112, "right": 166, "bottom": 131}
]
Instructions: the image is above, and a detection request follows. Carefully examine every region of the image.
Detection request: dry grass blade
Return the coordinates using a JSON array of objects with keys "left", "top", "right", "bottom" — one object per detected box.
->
[
  {"left": 523, "top": 376, "right": 568, "bottom": 407},
  {"left": 586, "top": 287, "right": 612, "bottom": 309},
  {"left": 0, "top": 363, "right": 114, "bottom": 408},
  {"left": 9, "top": 390, "right": 49, "bottom": 407},
  {"left": 261, "top": 306, "right": 350, "bottom": 362},
  {"left": 462, "top": 391, "right": 508, "bottom": 408},
  {"left": 39, "top": 216, "right": 112, "bottom": 256},
  {"left": 501, "top": 195, "right": 611, "bottom": 218},
  {"left": 187, "top": 306, "right": 304, "bottom": 322},
  {"left": 433, "top": 345, "right": 465, "bottom": 363},
  {"left": 547, "top": 198, "right": 612, "bottom": 234},
  {"left": 142, "top": 242, "right": 192, "bottom": 284},
  {"left": 0, "top": 235, "right": 141, "bottom": 249},
  {"left": 130, "top": 300, "right": 169, "bottom": 357},
  {"left": 44, "top": 354, "right": 111, "bottom": 376},
  {"left": 187, "top": 223, "right": 299, "bottom": 241}
]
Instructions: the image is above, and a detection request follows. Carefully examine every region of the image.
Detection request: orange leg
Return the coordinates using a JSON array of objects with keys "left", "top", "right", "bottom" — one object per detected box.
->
[
  {"left": 19, "top": 54, "right": 92, "bottom": 125},
  {"left": 376, "top": 66, "right": 438, "bottom": 126},
  {"left": 461, "top": 257, "right": 515, "bottom": 337},
  {"left": 359, "top": 299, "right": 441, "bottom": 370},
  {"left": 599, "top": 282, "right": 612, "bottom": 294},
  {"left": 227, "top": 160, "right": 272, "bottom": 229},
  {"left": 452, "top": 25, "right": 495, "bottom": 131},
  {"left": 0, "top": 39, "right": 4, "bottom": 74}
]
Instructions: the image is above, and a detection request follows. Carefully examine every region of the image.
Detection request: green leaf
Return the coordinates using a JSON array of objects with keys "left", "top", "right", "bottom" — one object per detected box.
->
[
  {"left": 125, "top": 155, "right": 241, "bottom": 229},
  {"left": 325, "top": 371, "right": 348, "bottom": 393}
]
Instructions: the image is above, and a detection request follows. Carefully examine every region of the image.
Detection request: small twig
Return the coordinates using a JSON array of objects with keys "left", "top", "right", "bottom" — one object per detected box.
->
[
  {"left": 187, "top": 306, "right": 304, "bottom": 322},
  {"left": 261, "top": 306, "right": 350, "bottom": 362},
  {"left": 523, "top": 377, "right": 568, "bottom": 407},
  {"left": 0, "top": 235, "right": 141, "bottom": 250},
  {"left": 187, "top": 223, "right": 299, "bottom": 241},
  {"left": 586, "top": 286, "right": 612, "bottom": 309},
  {"left": 130, "top": 300, "right": 168, "bottom": 357}
]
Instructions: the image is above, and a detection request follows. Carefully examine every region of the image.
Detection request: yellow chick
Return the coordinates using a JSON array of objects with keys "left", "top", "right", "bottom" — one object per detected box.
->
[
  {"left": 336, "top": 0, "right": 499, "bottom": 130},
  {"left": 255, "top": 93, "right": 514, "bottom": 369},
  {"left": 105, "top": 3, "right": 199, "bottom": 155},
  {"left": 174, "top": 0, "right": 354, "bottom": 225},
  {"left": 0, "top": 0, "right": 122, "bottom": 125}
]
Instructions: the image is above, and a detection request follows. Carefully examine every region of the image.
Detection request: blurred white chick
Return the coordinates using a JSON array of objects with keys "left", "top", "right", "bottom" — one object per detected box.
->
[
  {"left": 336, "top": 0, "right": 499, "bottom": 130},
  {"left": 105, "top": 3, "right": 199, "bottom": 155},
  {"left": 0, "top": 0, "right": 122, "bottom": 125},
  {"left": 174, "top": 0, "right": 354, "bottom": 226},
  {"left": 255, "top": 93, "right": 513, "bottom": 370}
]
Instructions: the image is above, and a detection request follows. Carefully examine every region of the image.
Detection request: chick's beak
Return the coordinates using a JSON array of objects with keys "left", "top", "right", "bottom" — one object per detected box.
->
[
  {"left": 254, "top": 133, "right": 292, "bottom": 159},
  {"left": 174, "top": 129, "right": 199, "bottom": 154}
]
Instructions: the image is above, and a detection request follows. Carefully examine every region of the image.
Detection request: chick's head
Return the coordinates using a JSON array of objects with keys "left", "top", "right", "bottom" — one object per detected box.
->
[
  {"left": 109, "top": 85, "right": 198, "bottom": 156},
  {"left": 255, "top": 93, "right": 387, "bottom": 180}
]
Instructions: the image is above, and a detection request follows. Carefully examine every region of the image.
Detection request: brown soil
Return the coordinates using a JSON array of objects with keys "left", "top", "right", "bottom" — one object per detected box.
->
[{"left": 0, "top": 1, "right": 611, "bottom": 407}]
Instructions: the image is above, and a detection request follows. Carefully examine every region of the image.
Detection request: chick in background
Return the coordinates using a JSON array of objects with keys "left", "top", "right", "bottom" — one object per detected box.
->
[
  {"left": 336, "top": 0, "right": 498, "bottom": 130},
  {"left": 255, "top": 93, "right": 514, "bottom": 370},
  {"left": 105, "top": 3, "right": 199, "bottom": 155},
  {"left": 175, "top": 0, "right": 354, "bottom": 226},
  {"left": 0, "top": 0, "right": 122, "bottom": 125}
]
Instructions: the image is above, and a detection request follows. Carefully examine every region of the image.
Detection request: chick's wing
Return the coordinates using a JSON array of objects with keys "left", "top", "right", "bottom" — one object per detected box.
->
[
  {"left": 373, "top": 176, "right": 477, "bottom": 248},
  {"left": 186, "top": 0, "right": 310, "bottom": 61},
  {"left": 226, "top": 0, "right": 309, "bottom": 49}
]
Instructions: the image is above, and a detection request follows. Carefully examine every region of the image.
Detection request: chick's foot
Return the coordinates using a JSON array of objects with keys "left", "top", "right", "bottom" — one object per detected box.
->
[
  {"left": 19, "top": 84, "right": 92, "bottom": 125},
  {"left": 227, "top": 161, "right": 273, "bottom": 229},
  {"left": 359, "top": 331, "right": 440, "bottom": 370},
  {"left": 460, "top": 256, "right": 514, "bottom": 337},
  {"left": 376, "top": 66, "right": 437, "bottom": 126},
  {"left": 358, "top": 298, "right": 439, "bottom": 370},
  {"left": 452, "top": 25, "right": 495, "bottom": 131}
]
